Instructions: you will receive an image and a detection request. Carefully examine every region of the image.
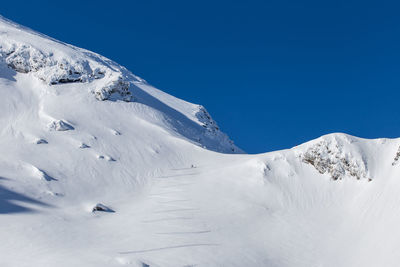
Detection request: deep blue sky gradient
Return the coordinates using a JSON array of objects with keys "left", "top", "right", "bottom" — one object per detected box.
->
[{"left": 2, "top": 1, "right": 400, "bottom": 153}]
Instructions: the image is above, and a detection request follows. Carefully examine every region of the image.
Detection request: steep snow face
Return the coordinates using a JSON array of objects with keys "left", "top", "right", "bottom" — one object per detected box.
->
[
  {"left": 0, "top": 15, "right": 240, "bottom": 154},
  {"left": 3, "top": 15, "right": 400, "bottom": 267}
]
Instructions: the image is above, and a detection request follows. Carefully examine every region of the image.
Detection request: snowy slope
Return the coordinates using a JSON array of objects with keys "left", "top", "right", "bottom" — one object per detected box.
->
[
  {"left": 1, "top": 16, "right": 400, "bottom": 267},
  {"left": 0, "top": 15, "right": 240, "bottom": 154}
]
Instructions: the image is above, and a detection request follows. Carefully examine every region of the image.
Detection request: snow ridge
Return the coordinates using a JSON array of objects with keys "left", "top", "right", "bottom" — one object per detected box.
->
[
  {"left": 0, "top": 15, "right": 141, "bottom": 102},
  {"left": 0, "top": 43, "right": 133, "bottom": 101},
  {"left": 0, "top": 15, "right": 240, "bottom": 153}
]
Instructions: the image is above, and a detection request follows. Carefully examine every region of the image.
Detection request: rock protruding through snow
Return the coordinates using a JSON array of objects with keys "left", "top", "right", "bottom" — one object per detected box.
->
[
  {"left": 195, "top": 105, "right": 237, "bottom": 153},
  {"left": 3, "top": 44, "right": 104, "bottom": 84},
  {"left": 35, "top": 138, "right": 48, "bottom": 144},
  {"left": 79, "top": 143, "right": 90, "bottom": 149},
  {"left": 0, "top": 18, "right": 142, "bottom": 102},
  {"left": 301, "top": 137, "right": 368, "bottom": 180},
  {"left": 94, "top": 77, "right": 132, "bottom": 101},
  {"left": 48, "top": 120, "right": 74, "bottom": 131},
  {"left": 97, "top": 155, "right": 116, "bottom": 161},
  {"left": 92, "top": 203, "right": 114, "bottom": 213},
  {"left": 392, "top": 146, "right": 400, "bottom": 166}
]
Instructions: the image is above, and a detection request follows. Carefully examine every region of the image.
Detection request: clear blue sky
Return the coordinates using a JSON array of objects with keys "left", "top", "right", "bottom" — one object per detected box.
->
[{"left": 2, "top": 1, "right": 400, "bottom": 153}]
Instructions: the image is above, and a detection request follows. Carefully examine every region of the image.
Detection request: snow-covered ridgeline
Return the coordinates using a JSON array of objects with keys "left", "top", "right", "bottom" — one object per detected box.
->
[
  {"left": 0, "top": 38, "right": 135, "bottom": 101},
  {"left": 0, "top": 15, "right": 240, "bottom": 153},
  {"left": 0, "top": 15, "right": 142, "bottom": 101}
]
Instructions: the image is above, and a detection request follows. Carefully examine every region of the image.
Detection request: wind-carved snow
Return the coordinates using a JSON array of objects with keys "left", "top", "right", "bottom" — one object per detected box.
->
[
  {"left": 25, "top": 164, "right": 57, "bottom": 181},
  {"left": 301, "top": 137, "right": 369, "bottom": 181}
]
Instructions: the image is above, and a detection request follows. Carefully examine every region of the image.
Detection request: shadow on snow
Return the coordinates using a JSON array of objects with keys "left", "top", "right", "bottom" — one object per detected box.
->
[{"left": 0, "top": 177, "right": 49, "bottom": 214}]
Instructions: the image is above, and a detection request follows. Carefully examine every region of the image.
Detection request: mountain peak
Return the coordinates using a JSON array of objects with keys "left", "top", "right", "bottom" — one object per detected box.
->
[{"left": 0, "top": 15, "right": 240, "bottom": 154}]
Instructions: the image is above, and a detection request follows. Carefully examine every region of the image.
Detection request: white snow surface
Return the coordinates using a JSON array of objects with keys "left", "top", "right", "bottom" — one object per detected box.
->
[{"left": 1, "top": 16, "right": 400, "bottom": 267}]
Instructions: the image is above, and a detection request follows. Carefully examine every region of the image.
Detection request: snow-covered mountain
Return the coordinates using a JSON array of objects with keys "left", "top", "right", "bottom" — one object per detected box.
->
[{"left": 1, "top": 15, "right": 400, "bottom": 267}]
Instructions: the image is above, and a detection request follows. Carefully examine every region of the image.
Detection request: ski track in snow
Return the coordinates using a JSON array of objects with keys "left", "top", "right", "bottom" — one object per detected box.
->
[{"left": 118, "top": 168, "right": 215, "bottom": 266}]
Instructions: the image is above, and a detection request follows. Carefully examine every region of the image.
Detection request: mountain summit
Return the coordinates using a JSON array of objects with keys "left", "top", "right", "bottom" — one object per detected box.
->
[
  {"left": 0, "top": 15, "right": 240, "bottom": 154},
  {"left": 1, "top": 15, "right": 400, "bottom": 267}
]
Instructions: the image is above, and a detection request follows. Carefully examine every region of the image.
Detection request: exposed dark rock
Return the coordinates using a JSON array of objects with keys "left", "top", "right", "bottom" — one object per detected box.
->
[
  {"left": 79, "top": 143, "right": 90, "bottom": 149},
  {"left": 92, "top": 203, "right": 114, "bottom": 213},
  {"left": 392, "top": 147, "right": 400, "bottom": 166},
  {"left": 35, "top": 138, "right": 48, "bottom": 144}
]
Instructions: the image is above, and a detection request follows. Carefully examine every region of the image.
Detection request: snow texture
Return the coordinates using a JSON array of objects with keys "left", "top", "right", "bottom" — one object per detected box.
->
[
  {"left": 0, "top": 15, "right": 239, "bottom": 154},
  {"left": 1, "top": 15, "right": 399, "bottom": 267}
]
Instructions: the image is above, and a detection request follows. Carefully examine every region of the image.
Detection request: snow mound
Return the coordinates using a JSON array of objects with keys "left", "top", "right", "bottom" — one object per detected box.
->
[
  {"left": 48, "top": 120, "right": 74, "bottom": 131},
  {"left": 27, "top": 164, "right": 56, "bottom": 181}
]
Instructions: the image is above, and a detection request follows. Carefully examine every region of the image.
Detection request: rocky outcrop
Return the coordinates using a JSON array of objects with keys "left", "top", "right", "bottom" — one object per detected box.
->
[
  {"left": 1, "top": 44, "right": 133, "bottom": 101},
  {"left": 94, "top": 77, "right": 132, "bottom": 101},
  {"left": 92, "top": 203, "right": 114, "bottom": 213},
  {"left": 392, "top": 146, "right": 400, "bottom": 166},
  {"left": 195, "top": 105, "right": 237, "bottom": 152},
  {"left": 301, "top": 138, "right": 369, "bottom": 181},
  {"left": 3, "top": 44, "right": 103, "bottom": 84},
  {"left": 196, "top": 106, "right": 220, "bottom": 133}
]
